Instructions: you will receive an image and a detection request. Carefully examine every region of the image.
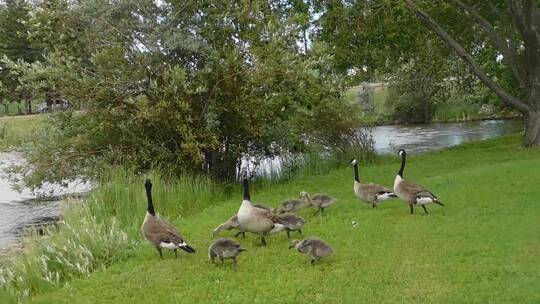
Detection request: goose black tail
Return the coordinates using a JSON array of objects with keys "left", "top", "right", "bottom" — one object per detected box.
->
[
  {"left": 435, "top": 200, "right": 445, "bottom": 206},
  {"left": 180, "top": 244, "right": 196, "bottom": 253}
]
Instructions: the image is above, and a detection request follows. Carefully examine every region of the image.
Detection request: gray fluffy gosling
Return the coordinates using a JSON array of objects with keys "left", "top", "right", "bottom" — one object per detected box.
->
[
  {"left": 276, "top": 213, "right": 305, "bottom": 238},
  {"left": 299, "top": 191, "right": 337, "bottom": 215},
  {"left": 394, "top": 149, "right": 444, "bottom": 214},
  {"left": 141, "top": 179, "right": 196, "bottom": 259},
  {"left": 275, "top": 198, "right": 309, "bottom": 214},
  {"left": 289, "top": 238, "right": 334, "bottom": 264},
  {"left": 208, "top": 238, "right": 246, "bottom": 268}
]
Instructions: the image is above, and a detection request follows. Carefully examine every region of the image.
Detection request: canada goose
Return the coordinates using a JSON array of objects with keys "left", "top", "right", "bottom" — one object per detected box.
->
[
  {"left": 275, "top": 213, "right": 305, "bottom": 238},
  {"left": 289, "top": 238, "right": 334, "bottom": 264},
  {"left": 237, "top": 172, "right": 286, "bottom": 246},
  {"left": 275, "top": 198, "right": 309, "bottom": 214},
  {"left": 212, "top": 203, "right": 276, "bottom": 239},
  {"left": 208, "top": 238, "right": 246, "bottom": 268},
  {"left": 349, "top": 158, "right": 396, "bottom": 208},
  {"left": 393, "top": 149, "right": 444, "bottom": 214},
  {"left": 141, "top": 179, "right": 196, "bottom": 259},
  {"left": 299, "top": 191, "right": 337, "bottom": 215}
]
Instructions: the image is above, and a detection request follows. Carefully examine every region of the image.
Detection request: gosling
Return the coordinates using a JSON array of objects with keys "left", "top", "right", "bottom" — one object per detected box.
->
[
  {"left": 276, "top": 213, "right": 305, "bottom": 238},
  {"left": 275, "top": 198, "right": 309, "bottom": 214},
  {"left": 212, "top": 215, "right": 246, "bottom": 239},
  {"left": 299, "top": 191, "right": 337, "bottom": 215},
  {"left": 289, "top": 238, "right": 334, "bottom": 264},
  {"left": 208, "top": 238, "right": 247, "bottom": 268}
]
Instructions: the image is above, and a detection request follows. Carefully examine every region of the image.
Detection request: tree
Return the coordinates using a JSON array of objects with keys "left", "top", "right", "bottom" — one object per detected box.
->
[
  {"left": 404, "top": 0, "right": 540, "bottom": 146},
  {"left": 5, "top": 0, "right": 365, "bottom": 188},
  {"left": 0, "top": 0, "right": 41, "bottom": 113}
]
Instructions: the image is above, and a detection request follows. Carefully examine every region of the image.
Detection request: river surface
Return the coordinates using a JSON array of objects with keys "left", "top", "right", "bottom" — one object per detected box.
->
[
  {"left": 0, "top": 119, "right": 524, "bottom": 251},
  {"left": 0, "top": 152, "right": 91, "bottom": 252}
]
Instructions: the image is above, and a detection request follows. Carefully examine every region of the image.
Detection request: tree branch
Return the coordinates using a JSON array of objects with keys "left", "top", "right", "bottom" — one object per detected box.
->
[
  {"left": 449, "top": 0, "right": 525, "bottom": 86},
  {"left": 404, "top": 0, "right": 530, "bottom": 113}
]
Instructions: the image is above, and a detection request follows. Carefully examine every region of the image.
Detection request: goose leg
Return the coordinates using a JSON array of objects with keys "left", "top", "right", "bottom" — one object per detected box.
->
[
  {"left": 156, "top": 247, "right": 164, "bottom": 260},
  {"left": 233, "top": 257, "right": 237, "bottom": 270},
  {"left": 298, "top": 229, "right": 303, "bottom": 236},
  {"left": 219, "top": 256, "right": 224, "bottom": 267},
  {"left": 174, "top": 249, "right": 178, "bottom": 259},
  {"left": 311, "top": 259, "right": 316, "bottom": 265},
  {"left": 313, "top": 207, "right": 321, "bottom": 216},
  {"left": 286, "top": 230, "right": 290, "bottom": 239},
  {"left": 372, "top": 203, "right": 377, "bottom": 209},
  {"left": 410, "top": 204, "right": 414, "bottom": 214},
  {"left": 234, "top": 231, "right": 244, "bottom": 238},
  {"left": 422, "top": 205, "right": 428, "bottom": 214},
  {"left": 261, "top": 236, "right": 267, "bottom": 246}
]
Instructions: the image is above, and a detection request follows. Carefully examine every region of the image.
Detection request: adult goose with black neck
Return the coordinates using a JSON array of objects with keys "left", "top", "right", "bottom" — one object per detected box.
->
[
  {"left": 141, "top": 179, "right": 196, "bottom": 259},
  {"left": 393, "top": 149, "right": 444, "bottom": 214},
  {"left": 237, "top": 172, "right": 286, "bottom": 246},
  {"left": 349, "top": 158, "right": 396, "bottom": 209}
]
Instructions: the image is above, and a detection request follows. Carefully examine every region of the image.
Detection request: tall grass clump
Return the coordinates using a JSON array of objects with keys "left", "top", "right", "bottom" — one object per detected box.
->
[
  {"left": 0, "top": 203, "right": 134, "bottom": 301},
  {"left": 88, "top": 169, "right": 228, "bottom": 237},
  {"left": 281, "top": 131, "right": 375, "bottom": 178},
  {"left": 433, "top": 102, "right": 481, "bottom": 122}
]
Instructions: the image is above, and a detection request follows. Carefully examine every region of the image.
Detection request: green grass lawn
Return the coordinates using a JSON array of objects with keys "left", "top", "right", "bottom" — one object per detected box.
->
[
  {"left": 11, "top": 135, "right": 540, "bottom": 303},
  {"left": 0, "top": 115, "right": 44, "bottom": 151}
]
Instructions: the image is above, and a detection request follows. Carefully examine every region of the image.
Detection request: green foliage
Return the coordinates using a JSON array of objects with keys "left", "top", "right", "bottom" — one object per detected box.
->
[
  {"left": 1, "top": 0, "right": 367, "bottom": 187},
  {"left": 2, "top": 134, "right": 537, "bottom": 303}
]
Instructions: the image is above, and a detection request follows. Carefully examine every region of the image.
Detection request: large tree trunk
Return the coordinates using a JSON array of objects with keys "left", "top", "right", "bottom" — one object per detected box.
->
[{"left": 523, "top": 110, "right": 540, "bottom": 147}]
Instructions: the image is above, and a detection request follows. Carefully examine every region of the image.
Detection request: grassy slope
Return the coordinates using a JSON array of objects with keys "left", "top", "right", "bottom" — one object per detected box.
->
[
  {"left": 0, "top": 115, "right": 43, "bottom": 151},
  {"left": 29, "top": 135, "right": 540, "bottom": 303}
]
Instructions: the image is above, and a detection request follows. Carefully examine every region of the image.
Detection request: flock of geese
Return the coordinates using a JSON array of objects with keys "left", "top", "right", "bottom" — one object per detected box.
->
[{"left": 141, "top": 149, "right": 444, "bottom": 267}]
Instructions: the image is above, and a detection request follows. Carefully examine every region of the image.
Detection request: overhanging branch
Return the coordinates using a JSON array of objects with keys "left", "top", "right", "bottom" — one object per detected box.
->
[
  {"left": 449, "top": 0, "right": 525, "bottom": 86},
  {"left": 404, "top": 0, "right": 530, "bottom": 113}
]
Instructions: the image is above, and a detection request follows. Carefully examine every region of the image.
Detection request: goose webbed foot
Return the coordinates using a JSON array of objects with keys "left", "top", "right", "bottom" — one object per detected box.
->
[
  {"left": 311, "top": 259, "right": 316, "bottom": 265},
  {"left": 410, "top": 205, "right": 414, "bottom": 214},
  {"left": 372, "top": 203, "right": 377, "bottom": 209},
  {"left": 174, "top": 249, "right": 178, "bottom": 259},
  {"left": 261, "top": 236, "right": 267, "bottom": 246},
  {"left": 422, "top": 205, "right": 428, "bottom": 214},
  {"left": 156, "top": 247, "right": 164, "bottom": 260}
]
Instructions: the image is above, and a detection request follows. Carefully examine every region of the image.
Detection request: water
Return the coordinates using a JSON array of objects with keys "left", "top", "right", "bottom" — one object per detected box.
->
[
  {"left": 0, "top": 119, "right": 524, "bottom": 251},
  {"left": 0, "top": 152, "right": 91, "bottom": 252},
  {"left": 368, "top": 119, "right": 524, "bottom": 154}
]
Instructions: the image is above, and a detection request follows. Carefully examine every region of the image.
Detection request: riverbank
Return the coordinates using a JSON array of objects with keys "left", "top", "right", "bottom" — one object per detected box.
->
[
  {"left": 2, "top": 134, "right": 538, "bottom": 303},
  {"left": 0, "top": 115, "right": 43, "bottom": 151}
]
